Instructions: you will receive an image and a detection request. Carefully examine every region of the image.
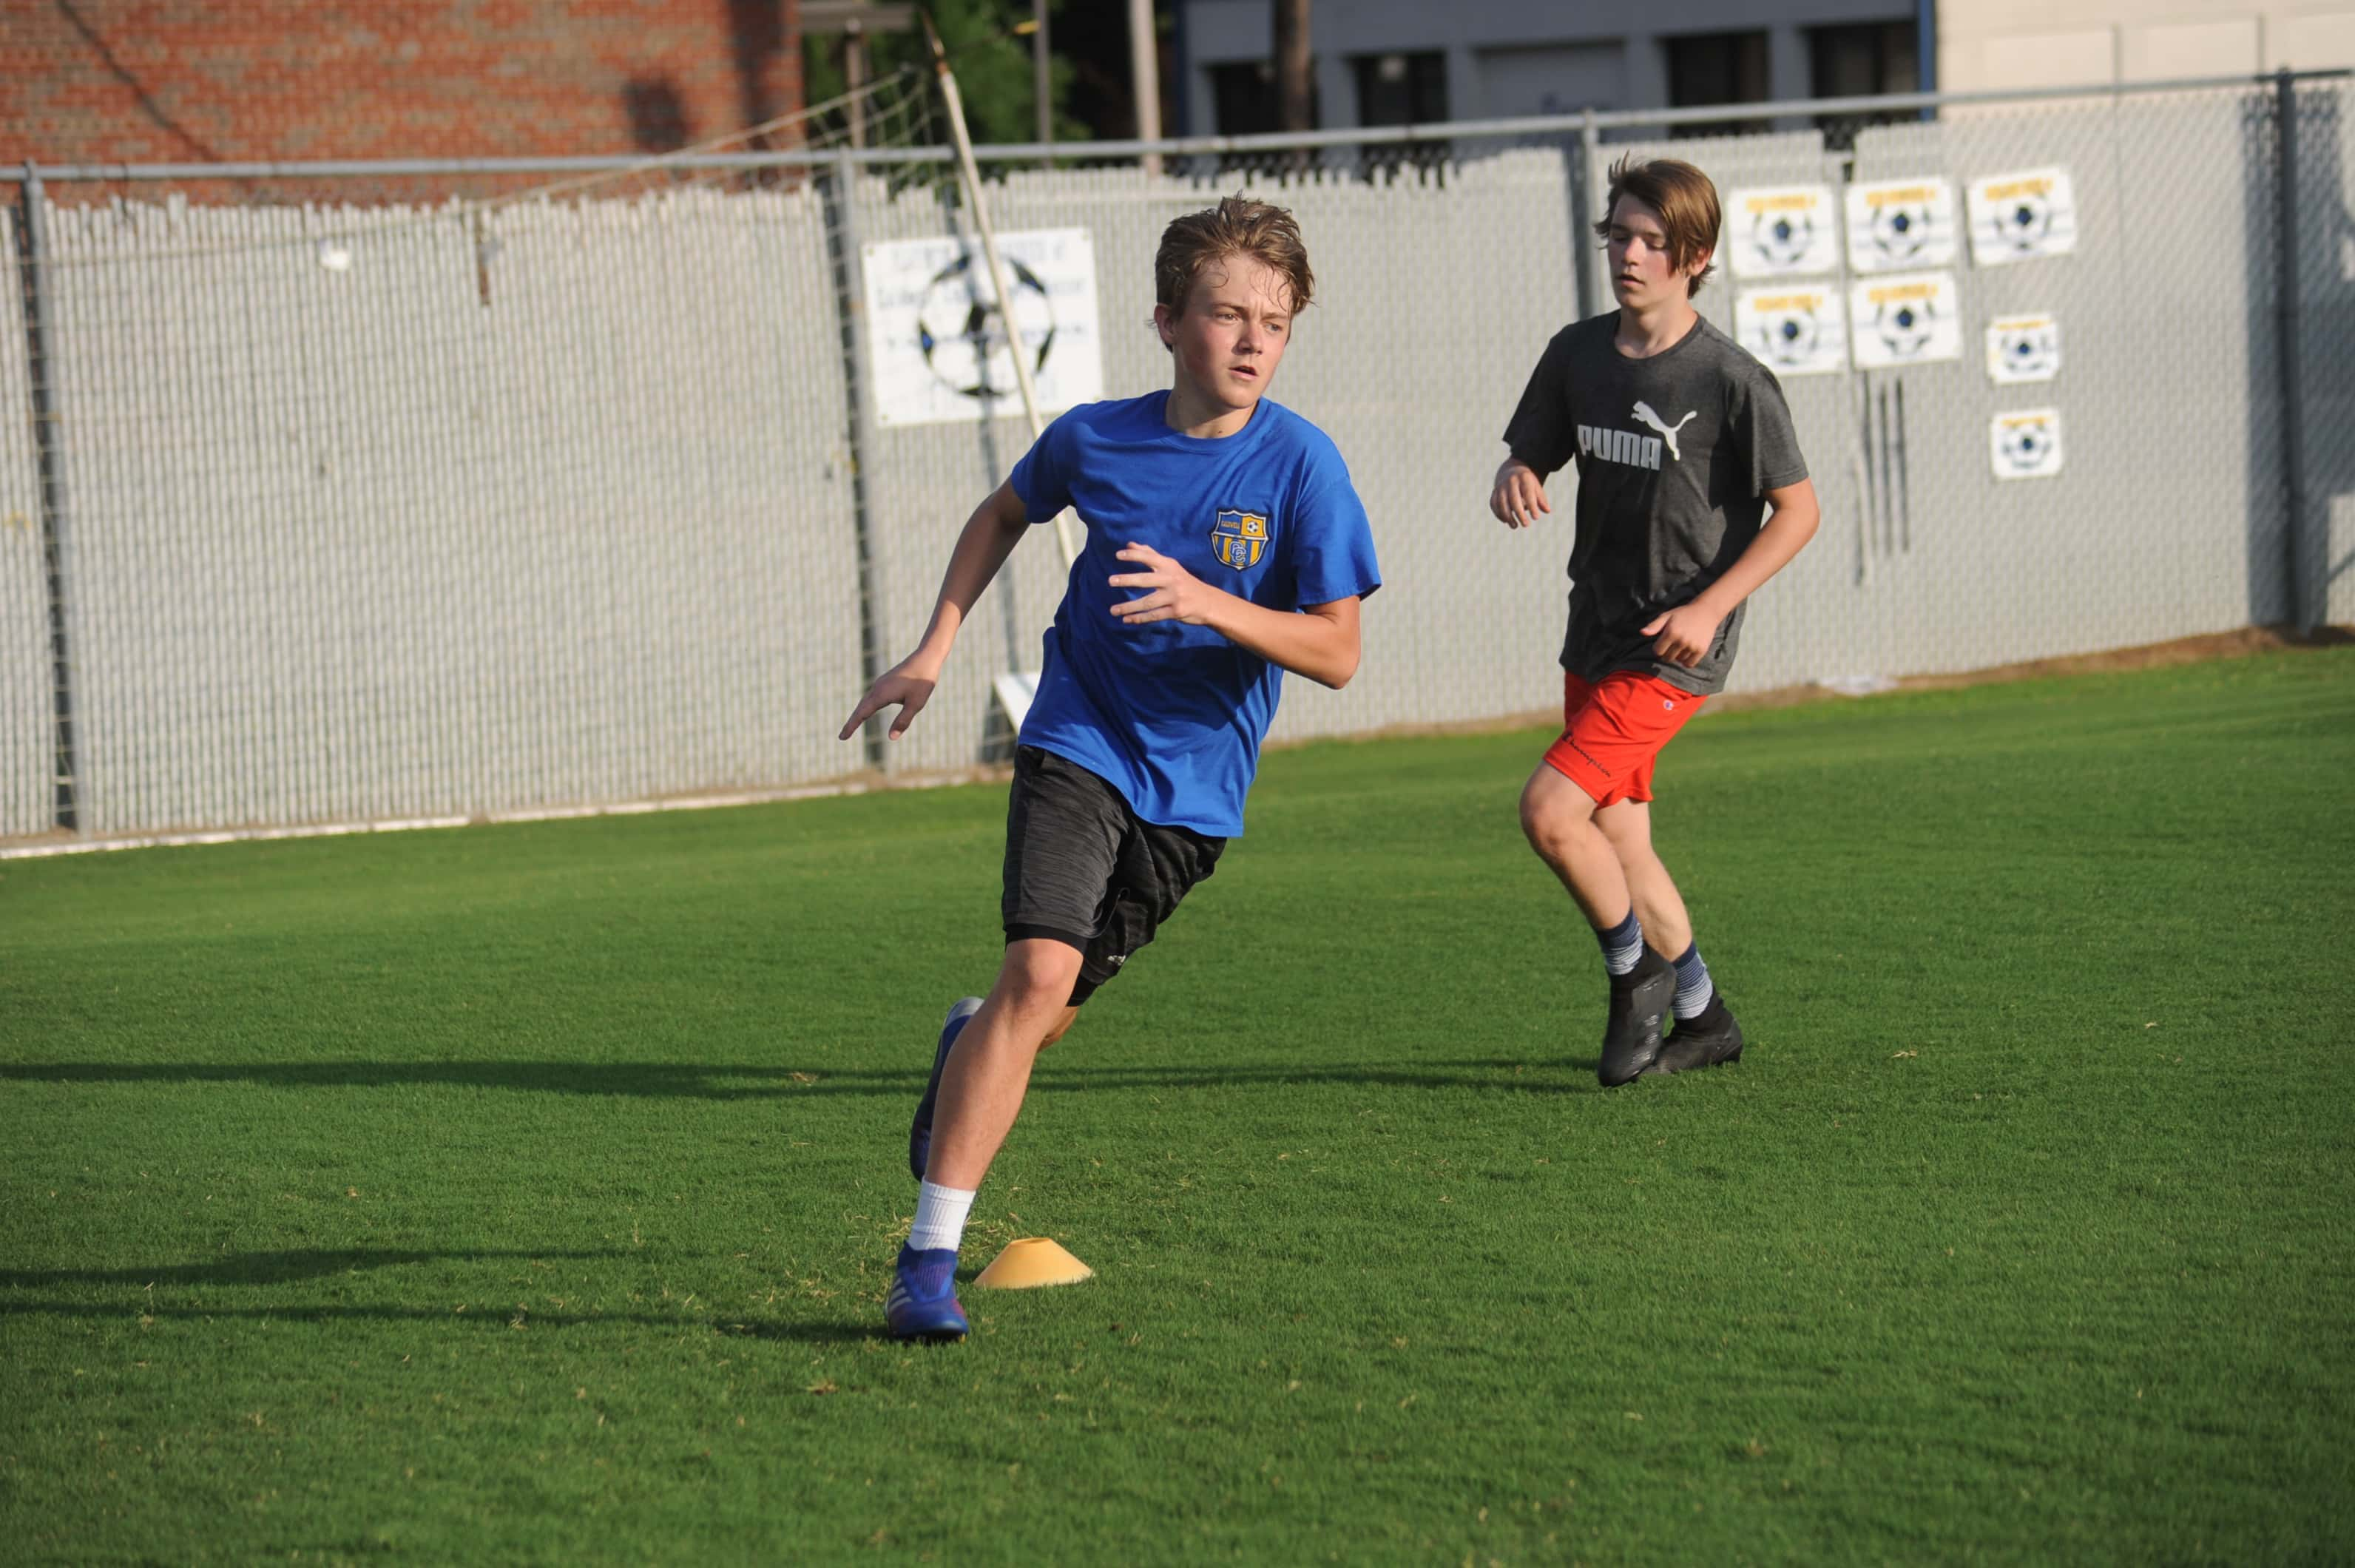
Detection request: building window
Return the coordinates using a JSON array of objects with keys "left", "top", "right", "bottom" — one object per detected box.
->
[
  {"left": 1810, "top": 21, "right": 1919, "bottom": 146},
  {"left": 1352, "top": 50, "right": 1447, "bottom": 126},
  {"left": 1665, "top": 30, "right": 1771, "bottom": 138},
  {"left": 1208, "top": 60, "right": 1321, "bottom": 136}
]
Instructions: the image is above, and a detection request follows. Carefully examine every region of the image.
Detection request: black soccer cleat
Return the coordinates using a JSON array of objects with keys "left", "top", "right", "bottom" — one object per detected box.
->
[
  {"left": 1598, "top": 946, "right": 1677, "bottom": 1086},
  {"left": 1644, "top": 991, "right": 1746, "bottom": 1077}
]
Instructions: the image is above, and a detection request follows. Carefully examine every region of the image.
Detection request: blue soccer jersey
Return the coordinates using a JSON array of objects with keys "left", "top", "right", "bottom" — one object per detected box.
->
[{"left": 1008, "top": 391, "right": 1381, "bottom": 837}]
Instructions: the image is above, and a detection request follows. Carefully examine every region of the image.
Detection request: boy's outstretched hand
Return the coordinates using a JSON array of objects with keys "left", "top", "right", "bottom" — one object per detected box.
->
[
  {"left": 1109, "top": 544, "right": 1223, "bottom": 626},
  {"left": 839, "top": 658, "right": 939, "bottom": 741},
  {"left": 1490, "top": 458, "right": 1551, "bottom": 529}
]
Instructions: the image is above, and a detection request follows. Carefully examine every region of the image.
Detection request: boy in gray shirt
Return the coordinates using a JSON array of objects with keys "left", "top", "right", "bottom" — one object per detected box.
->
[{"left": 1491, "top": 155, "right": 1820, "bottom": 1086}]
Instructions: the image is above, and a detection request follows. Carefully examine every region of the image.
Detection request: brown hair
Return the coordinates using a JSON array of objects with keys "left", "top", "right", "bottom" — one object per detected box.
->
[
  {"left": 1154, "top": 196, "right": 1316, "bottom": 330},
  {"left": 1592, "top": 156, "right": 1721, "bottom": 297}
]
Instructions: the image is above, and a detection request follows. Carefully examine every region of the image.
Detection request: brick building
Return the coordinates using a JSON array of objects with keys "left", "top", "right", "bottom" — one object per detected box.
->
[{"left": 1, "top": 1, "right": 808, "bottom": 175}]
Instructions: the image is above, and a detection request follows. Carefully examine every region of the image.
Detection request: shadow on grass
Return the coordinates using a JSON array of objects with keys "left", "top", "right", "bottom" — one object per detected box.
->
[
  {"left": 0, "top": 1248, "right": 892, "bottom": 1344},
  {"left": 0, "top": 1058, "right": 1608, "bottom": 1098},
  {"left": 0, "top": 1247, "right": 624, "bottom": 1289},
  {"left": 0, "top": 1297, "right": 883, "bottom": 1344}
]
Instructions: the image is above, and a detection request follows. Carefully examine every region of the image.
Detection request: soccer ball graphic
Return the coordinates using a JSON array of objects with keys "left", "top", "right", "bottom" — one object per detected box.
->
[
  {"left": 1747, "top": 210, "right": 1817, "bottom": 270},
  {"left": 1993, "top": 195, "right": 2052, "bottom": 253},
  {"left": 1874, "top": 300, "right": 1936, "bottom": 357},
  {"left": 2005, "top": 331, "right": 2058, "bottom": 378},
  {"left": 1869, "top": 202, "right": 1933, "bottom": 263},
  {"left": 1758, "top": 307, "right": 1822, "bottom": 368},
  {"left": 1996, "top": 416, "right": 2060, "bottom": 475},
  {"left": 915, "top": 253, "right": 1058, "bottom": 402}
]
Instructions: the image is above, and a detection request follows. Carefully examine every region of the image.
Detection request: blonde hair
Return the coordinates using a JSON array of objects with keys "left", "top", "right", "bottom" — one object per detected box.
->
[
  {"left": 1154, "top": 196, "right": 1316, "bottom": 322},
  {"left": 1593, "top": 156, "right": 1721, "bottom": 297}
]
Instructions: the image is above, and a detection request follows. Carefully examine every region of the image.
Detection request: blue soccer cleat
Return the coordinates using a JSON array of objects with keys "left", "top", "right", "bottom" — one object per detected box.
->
[
  {"left": 884, "top": 1243, "right": 968, "bottom": 1342},
  {"left": 908, "top": 996, "right": 984, "bottom": 1183}
]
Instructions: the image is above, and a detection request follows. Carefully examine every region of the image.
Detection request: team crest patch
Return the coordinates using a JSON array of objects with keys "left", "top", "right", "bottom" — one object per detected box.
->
[{"left": 1210, "top": 509, "right": 1269, "bottom": 570}]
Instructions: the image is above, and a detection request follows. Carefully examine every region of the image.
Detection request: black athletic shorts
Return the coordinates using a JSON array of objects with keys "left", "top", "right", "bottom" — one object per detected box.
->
[{"left": 1001, "top": 746, "right": 1226, "bottom": 1005}]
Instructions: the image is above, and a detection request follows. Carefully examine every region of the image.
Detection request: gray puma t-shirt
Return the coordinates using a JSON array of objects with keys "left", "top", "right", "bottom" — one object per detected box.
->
[{"left": 1503, "top": 311, "right": 1808, "bottom": 696}]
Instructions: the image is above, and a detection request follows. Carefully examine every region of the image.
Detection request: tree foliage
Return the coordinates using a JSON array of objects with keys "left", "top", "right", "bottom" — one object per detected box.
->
[{"left": 801, "top": 0, "right": 1087, "bottom": 146}]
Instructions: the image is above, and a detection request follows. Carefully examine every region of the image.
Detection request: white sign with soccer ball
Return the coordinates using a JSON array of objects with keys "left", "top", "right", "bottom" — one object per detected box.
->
[
  {"left": 1986, "top": 314, "right": 2062, "bottom": 384},
  {"left": 1734, "top": 285, "right": 1848, "bottom": 376},
  {"left": 1990, "top": 408, "right": 2065, "bottom": 479},
  {"left": 1845, "top": 177, "right": 1958, "bottom": 273},
  {"left": 1848, "top": 271, "right": 1964, "bottom": 369},
  {"left": 1725, "top": 185, "right": 1840, "bottom": 278},
  {"left": 862, "top": 229, "right": 1105, "bottom": 428},
  {"left": 1967, "top": 166, "right": 2078, "bottom": 267}
]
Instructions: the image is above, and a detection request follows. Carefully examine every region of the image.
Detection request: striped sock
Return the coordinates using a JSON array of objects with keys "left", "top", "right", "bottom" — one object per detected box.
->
[
  {"left": 1596, "top": 909, "right": 1643, "bottom": 978},
  {"left": 1671, "top": 942, "right": 1714, "bottom": 1020},
  {"left": 909, "top": 1180, "right": 976, "bottom": 1254}
]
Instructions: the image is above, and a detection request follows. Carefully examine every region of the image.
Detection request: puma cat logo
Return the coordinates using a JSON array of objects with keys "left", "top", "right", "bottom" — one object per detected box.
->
[
  {"left": 1632, "top": 402, "right": 1699, "bottom": 462},
  {"left": 1576, "top": 402, "right": 1699, "bottom": 473}
]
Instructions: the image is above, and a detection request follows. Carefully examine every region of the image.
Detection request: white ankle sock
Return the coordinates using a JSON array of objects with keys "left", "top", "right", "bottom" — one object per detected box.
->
[{"left": 909, "top": 1180, "right": 976, "bottom": 1254}]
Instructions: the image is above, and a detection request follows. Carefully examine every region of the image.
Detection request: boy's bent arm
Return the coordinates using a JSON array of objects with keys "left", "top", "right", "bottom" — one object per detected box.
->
[
  {"left": 1642, "top": 479, "right": 1822, "bottom": 667},
  {"left": 1106, "top": 541, "right": 1362, "bottom": 689},
  {"left": 838, "top": 480, "right": 1033, "bottom": 740},
  {"left": 1217, "top": 592, "right": 1362, "bottom": 689}
]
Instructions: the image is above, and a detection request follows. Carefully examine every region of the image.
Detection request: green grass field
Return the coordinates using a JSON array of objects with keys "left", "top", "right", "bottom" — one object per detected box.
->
[{"left": 4, "top": 649, "right": 2351, "bottom": 1564}]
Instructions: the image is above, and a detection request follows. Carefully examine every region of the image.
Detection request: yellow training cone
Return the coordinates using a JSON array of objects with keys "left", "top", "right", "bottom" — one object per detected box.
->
[{"left": 973, "top": 1237, "right": 1094, "bottom": 1290}]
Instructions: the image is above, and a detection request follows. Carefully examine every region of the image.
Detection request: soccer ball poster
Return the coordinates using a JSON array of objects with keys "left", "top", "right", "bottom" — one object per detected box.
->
[
  {"left": 1845, "top": 177, "right": 1958, "bottom": 273},
  {"left": 1848, "top": 271, "right": 1964, "bottom": 368},
  {"left": 1734, "top": 285, "right": 1848, "bottom": 376},
  {"left": 1724, "top": 185, "right": 1840, "bottom": 278},
  {"left": 1966, "top": 166, "right": 2078, "bottom": 267},
  {"left": 1985, "top": 314, "right": 2062, "bottom": 384},
  {"left": 1990, "top": 408, "right": 2065, "bottom": 479},
  {"left": 862, "top": 229, "right": 1105, "bottom": 428}
]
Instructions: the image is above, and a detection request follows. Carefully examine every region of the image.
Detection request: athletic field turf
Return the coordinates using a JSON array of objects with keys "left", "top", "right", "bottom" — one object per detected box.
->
[{"left": 4, "top": 648, "right": 2350, "bottom": 1563}]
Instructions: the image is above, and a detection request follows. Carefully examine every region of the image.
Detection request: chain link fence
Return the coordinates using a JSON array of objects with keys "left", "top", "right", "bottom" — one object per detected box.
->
[
  {"left": 3, "top": 72, "right": 2348, "bottom": 845},
  {"left": 2291, "top": 79, "right": 2355, "bottom": 635},
  {"left": 1580, "top": 87, "right": 2319, "bottom": 694}
]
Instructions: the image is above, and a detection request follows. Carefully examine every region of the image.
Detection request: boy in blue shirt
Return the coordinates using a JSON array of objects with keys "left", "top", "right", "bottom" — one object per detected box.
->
[{"left": 838, "top": 197, "right": 1382, "bottom": 1342}]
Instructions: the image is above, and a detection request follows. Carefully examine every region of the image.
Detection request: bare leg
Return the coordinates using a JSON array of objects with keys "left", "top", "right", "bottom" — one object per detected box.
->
[
  {"left": 1594, "top": 800, "right": 1692, "bottom": 957},
  {"left": 924, "top": 939, "right": 1084, "bottom": 1191},
  {"left": 1035, "top": 1004, "right": 1081, "bottom": 1052},
  {"left": 1519, "top": 762, "right": 1629, "bottom": 927}
]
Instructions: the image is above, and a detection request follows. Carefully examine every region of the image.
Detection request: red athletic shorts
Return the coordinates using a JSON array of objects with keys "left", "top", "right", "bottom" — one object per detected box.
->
[{"left": 1541, "top": 671, "right": 1708, "bottom": 808}]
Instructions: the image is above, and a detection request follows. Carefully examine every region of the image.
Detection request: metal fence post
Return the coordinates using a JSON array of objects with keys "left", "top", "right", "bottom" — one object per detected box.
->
[
  {"left": 2272, "top": 69, "right": 2310, "bottom": 634},
  {"left": 16, "top": 163, "right": 78, "bottom": 831},
  {"left": 1568, "top": 111, "right": 1596, "bottom": 320},
  {"left": 822, "top": 149, "right": 893, "bottom": 771}
]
